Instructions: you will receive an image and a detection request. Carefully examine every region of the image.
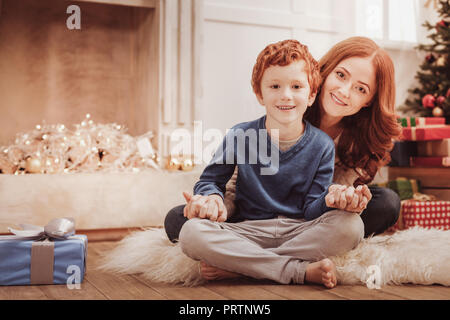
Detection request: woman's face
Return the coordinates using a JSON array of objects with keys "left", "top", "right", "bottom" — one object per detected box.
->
[{"left": 319, "top": 56, "right": 376, "bottom": 120}]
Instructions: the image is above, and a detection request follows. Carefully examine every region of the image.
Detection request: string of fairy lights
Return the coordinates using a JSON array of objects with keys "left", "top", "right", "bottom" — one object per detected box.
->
[{"left": 0, "top": 114, "right": 162, "bottom": 174}]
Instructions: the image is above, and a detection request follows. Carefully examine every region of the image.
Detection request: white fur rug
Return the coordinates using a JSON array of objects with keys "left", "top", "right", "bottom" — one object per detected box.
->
[{"left": 98, "top": 227, "right": 450, "bottom": 287}]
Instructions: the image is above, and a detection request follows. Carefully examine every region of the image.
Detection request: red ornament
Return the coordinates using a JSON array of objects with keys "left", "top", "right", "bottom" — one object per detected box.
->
[
  {"left": 422, "top": 94, "right": 436, "bottom": 108},
  {"left": 437, "top": 20, "right": 449, "bottom": 28},
  {"left": 425, "top": 53, "right": 436, "bottom": 64},
  {"left": 436, "top": 96, "right": 446, "bottom": 106},
  {"left": 447, "top": 88, "right": 450, "bottom": 98}
]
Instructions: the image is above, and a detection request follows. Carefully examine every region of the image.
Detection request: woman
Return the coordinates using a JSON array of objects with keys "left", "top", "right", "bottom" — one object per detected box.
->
[
  {"left": 164, "top": 36, "right": 401, "bottom": 280},
  {"left": 304, "top": 36, "right": 401, "bottom": 238}
]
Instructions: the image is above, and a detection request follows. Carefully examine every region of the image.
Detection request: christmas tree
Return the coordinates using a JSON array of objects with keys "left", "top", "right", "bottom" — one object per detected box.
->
[{"left": 400, "top": 0, "right": 450, "bottom": 123}]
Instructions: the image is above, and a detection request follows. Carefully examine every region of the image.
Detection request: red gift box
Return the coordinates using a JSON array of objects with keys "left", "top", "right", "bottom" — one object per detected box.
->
[
  {"left": 410, "top": 156, "right": 450, "bottom": 167},
  {"left": 401, "top": 125, "right": 450, "bottom": 141},
  {"left": 393, "top": 200, "right": 450, "bottom": 231}
]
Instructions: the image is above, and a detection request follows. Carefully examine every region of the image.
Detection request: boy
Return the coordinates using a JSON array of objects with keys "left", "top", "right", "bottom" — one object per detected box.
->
[{"left": 178, "top": 40, "right": 366, "bottom": 288}]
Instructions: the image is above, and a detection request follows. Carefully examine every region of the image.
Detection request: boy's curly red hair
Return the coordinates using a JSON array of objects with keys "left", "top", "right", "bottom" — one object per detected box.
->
[{"left": 251, "top": 39, "right": 321, "bottom": 99}]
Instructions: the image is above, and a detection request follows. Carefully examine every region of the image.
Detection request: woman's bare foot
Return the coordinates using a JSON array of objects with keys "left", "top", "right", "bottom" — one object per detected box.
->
[
  {"left": 304, "top": 258, "right": 337, "bottom": 289},
  {"left": 199, "top": 261, "right": 241, "bottom": 281}
]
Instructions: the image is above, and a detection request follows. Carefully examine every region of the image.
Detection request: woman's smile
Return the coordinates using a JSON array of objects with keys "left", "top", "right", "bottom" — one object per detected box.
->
[{"left": 330, "top": 93, "right": 347, "bottom": 106}]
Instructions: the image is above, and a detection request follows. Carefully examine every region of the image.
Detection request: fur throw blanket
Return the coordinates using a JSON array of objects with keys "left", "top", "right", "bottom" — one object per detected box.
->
[{"left": 98, "top": 227, "right": 450, "bottom": 287}]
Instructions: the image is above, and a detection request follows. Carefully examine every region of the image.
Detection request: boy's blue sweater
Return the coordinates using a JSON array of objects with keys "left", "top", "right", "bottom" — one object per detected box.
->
[{"left": 194, "top": 116, "right": 335, "bottom": 221}]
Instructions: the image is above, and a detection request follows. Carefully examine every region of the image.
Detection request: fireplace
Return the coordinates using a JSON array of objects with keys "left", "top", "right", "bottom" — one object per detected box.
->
[{"left": 0, "top": 0, "right": 203, "bottom": 234}]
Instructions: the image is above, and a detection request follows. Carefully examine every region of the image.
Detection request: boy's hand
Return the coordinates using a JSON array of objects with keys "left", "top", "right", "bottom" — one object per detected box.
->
[
  {"left": 325, "top": 184, "right": 372, "bottom": 213},
  {"left": 182, "top": 192, "right": 228, "bottom": 222}
]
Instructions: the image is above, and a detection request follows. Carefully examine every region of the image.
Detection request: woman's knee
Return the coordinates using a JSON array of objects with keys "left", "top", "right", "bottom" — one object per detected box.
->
[
  {"left": 362, "top": 187, "right": 401, "bottom": 236},
  {"left": 164, "top": 205, "right": 187, "bottom": 243},
  {"left": 377, "top": 188, "right": 401, "bottom": 225}
]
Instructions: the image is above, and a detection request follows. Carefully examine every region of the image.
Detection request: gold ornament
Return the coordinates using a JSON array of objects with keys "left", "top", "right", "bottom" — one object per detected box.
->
[
  {"left": 166, "top": 156, "right": 181, "bottom": 171},
  {"left": 436, "top": 56, "right": 446, "bottom": 67},
  {"left": 432, "top": 106, "right": 444, "bottom": 117},
  {"left": 25, "top": 157, "right": 42, "bottom": 173},
  {"left": 181, "top": 157, "right": 194, "bottom": 171}
]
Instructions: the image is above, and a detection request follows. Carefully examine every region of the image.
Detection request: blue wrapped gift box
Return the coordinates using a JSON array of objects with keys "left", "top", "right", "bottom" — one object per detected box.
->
[
  {"left": 0, "top": 235, "right": 87, "bottom": 286},
  {"left": 389, "top": 141, "right": 417, "bottom": 167}
]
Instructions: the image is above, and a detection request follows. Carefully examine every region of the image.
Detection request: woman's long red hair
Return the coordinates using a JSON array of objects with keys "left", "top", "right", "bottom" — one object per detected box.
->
[{"left": 305, "top": 37, "right": 401, "bottom": 186}]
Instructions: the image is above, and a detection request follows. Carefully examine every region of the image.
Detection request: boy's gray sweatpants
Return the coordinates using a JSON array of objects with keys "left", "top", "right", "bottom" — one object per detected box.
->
[{"left": 179, "top": 210, "right": 364, "bottom": 284}]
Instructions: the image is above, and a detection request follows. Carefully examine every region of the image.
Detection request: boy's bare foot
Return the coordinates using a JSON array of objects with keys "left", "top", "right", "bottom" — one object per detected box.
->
[
  {"left": 199, "top": 261, "right": 241, "bottom": 281},
  {"left": 304, "top": 258, "right": 337, "bottom": 289}
]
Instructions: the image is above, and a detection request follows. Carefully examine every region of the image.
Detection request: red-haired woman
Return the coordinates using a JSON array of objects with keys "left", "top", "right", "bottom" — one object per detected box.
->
[{"left": 305, "top": 36, "right": 401, "bottom": 238}]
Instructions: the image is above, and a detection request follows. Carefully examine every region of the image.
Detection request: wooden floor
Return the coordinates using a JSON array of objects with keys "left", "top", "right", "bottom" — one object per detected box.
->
[{"left": 1, "top": 241, "right": 449, "bottom": 300}]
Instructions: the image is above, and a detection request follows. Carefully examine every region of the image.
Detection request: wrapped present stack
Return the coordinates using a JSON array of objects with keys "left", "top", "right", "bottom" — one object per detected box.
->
[
  {"left": 390, "top": 116, "right": 450, "bottom": 167},
  {"left": 387, "top": 116, "right": 450, "bottom": 230}
]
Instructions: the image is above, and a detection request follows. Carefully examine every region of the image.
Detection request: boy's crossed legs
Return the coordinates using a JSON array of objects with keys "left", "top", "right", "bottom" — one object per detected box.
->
[{"left": 179, "top": 209, "right": 364, "bottom": 288}]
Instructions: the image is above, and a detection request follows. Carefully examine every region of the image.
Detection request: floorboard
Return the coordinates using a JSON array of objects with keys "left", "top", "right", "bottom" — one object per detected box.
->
[{"left": 1, "top": 241, "right": 449, "bottom": 300}]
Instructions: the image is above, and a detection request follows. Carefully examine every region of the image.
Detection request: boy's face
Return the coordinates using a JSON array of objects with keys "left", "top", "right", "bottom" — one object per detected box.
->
[{"left": 257, "top": 60, "right": 316, "bottom": 128}]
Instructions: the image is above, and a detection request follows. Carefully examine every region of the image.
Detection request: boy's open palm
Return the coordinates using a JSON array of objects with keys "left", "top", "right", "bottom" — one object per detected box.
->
[{"left": 183, "top": 192, "right": 228, "bottom": 222}]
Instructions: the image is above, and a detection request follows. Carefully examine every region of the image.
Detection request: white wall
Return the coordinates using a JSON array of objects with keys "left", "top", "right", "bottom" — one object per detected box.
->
[{"left": 195, "top": 0, "right": 421, "bottom": 134}]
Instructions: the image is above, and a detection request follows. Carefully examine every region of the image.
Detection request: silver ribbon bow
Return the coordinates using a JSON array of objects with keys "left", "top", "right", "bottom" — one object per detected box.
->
[{"left": 1, "top": 217, "right": 76, "bottom": 240}]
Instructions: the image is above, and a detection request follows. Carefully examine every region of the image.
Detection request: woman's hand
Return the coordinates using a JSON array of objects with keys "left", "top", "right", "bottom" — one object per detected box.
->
[
  {"left": 325, "top": 184, "right": 372, "bottom": 213},
  {"left": 182, "top": 192, "right": 228, "bottom": 222}
]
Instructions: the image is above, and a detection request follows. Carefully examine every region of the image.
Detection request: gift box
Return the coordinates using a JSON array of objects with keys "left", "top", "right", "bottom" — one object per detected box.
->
[
  {"left": 397, "top": 117, "right": 445, "bottom": 128},
  {"left": 410, "top": 156, "right": 450, "bottom": 167},
  {"left": 389, "top": 141, "right": 417, "bottom": 167},
  {"left": 401, "top": 125, "right": 450, "bottom": 141},
  {"left": 417, "top": 139, "right": 450, "bottom": 157},
  {"left": 397, "top": 200, "right": 450, "bottom": 231},
  {"left": 0, "top": 218, "right": 87, "bottom": 286},
  {"left": 387, "top": 178, "right": 421, "bottom": 201}
]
